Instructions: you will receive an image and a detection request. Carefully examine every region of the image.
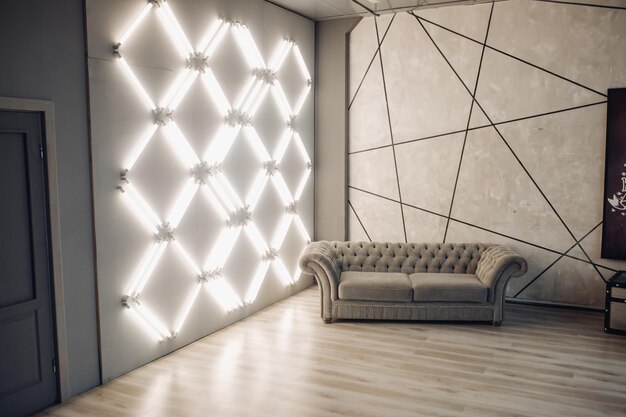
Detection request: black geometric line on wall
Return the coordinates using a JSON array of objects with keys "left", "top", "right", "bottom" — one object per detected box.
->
[
  {"left": 348, "top": 200, "right": 372, "bottom": 242},
  {"left": 556, "top": 222, "right": 616, "bottom": 269},
  {"left": 440, "top": 1, "right": 494, "bottom": 243},
  {"left": 513, "top": 221, "right": 606, "bottom": 297},
  {"left": 411, "top": 10, "right": 607, "bottom": 285},
  {"left": 414, "top": 15, "right": 607, "bottom": 98},
  {"left": 448, "top": 218, "right": 609, "bottom": 273},
  {"left": 347, "top": 188, "right": 613, "bottom": 281},
  {"left": 375, "top": 16, "right": 407, "bottom": 243},
  {"left": 350, "top": 186, "right": 443, "bottom": 218},
  {"left": 350, "top": 185, "right": 561, "bottom": 253},
  {"left": 536, "top": 0, "right": 626, "bottom": 11},
  {"left": 512, "top": 248, "right": 573, "bottom": 298},
  {"left": 349, "top": 100, "right": 607, "bottom": 156},
  {"left": 350, "top": 128, "right": 468, "bottom": 155},
  {"left": 348, "top": 14, "right": 396, "bottom": 110},
  {"left": 486, "top": 128, "right": 607, "bottom": 283},
  {"left": 573, "top": 226, "right": 624, "bottom": 274}
]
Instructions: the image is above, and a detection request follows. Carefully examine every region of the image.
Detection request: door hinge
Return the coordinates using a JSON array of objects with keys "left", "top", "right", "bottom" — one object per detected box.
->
[
  {"left": 39, "top": 144, "right": 44, "bottom": 160},
  {"left": 52, "top": 357, "right": 57, "bottom": 374}
]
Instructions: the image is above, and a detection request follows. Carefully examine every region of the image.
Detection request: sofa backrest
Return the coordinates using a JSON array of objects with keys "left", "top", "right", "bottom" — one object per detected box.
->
[{"left": 330, "top": 242, "right": 491, "bottom": 274}]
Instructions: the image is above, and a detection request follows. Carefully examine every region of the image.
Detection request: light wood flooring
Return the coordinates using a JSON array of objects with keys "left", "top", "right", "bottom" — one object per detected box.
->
[{"left": 36, "top": 286, "right": 626, "bottom": 417}]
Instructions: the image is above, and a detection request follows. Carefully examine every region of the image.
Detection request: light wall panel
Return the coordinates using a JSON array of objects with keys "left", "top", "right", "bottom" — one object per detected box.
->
[
  {"left": 87, "top": 0, "right": 314, "bottom": 381},
  {"left": 347, "top": 0, "right": 626, "bottom": 308}
]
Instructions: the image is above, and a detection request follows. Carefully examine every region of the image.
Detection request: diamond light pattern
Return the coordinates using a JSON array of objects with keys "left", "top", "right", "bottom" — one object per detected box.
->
[{"left": 115, "top": 0, "right": 312, "bottom": 341}]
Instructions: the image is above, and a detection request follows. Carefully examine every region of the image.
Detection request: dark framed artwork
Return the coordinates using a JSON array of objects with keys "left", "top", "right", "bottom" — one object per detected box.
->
[{"left": 602, "top": 88, "right": 626, "bottom": 259}]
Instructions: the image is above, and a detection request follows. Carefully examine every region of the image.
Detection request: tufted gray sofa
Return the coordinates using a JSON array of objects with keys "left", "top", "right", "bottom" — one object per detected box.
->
[{"left": 299, "top": 241, "right": 528, "bottom": 325}]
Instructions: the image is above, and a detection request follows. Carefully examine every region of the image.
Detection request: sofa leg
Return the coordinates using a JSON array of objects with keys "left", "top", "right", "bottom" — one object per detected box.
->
[
  {"left": 492, "top": 320, "right": 502, "bottom": 327},
  {"left": 323, "top": 318, "right": 332, "bottom": 324}
]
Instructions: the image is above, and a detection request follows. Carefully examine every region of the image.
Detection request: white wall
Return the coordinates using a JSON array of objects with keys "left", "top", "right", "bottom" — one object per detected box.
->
[
  {"left": 86, "top": 0, "right": 314, "bottom": 381},
  {"left": 314, "top": 17, "right": 361, "bottom": 241},
  {"left": 347, "top": 0, "right": 626, "bottom": 308}
]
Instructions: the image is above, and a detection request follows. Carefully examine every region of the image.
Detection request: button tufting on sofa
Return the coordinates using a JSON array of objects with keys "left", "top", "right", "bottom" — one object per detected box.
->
[{"left": 300, "top": 241, "right": 528, "bottom": 325}]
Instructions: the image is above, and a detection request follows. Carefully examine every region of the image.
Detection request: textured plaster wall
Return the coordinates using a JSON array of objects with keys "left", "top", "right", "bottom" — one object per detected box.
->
[
  {"left": 87, "top": 0, "right": 314, "bottom": 380},
  {"left": 347, "top": 0, "right": 626, "bottom": 308}
]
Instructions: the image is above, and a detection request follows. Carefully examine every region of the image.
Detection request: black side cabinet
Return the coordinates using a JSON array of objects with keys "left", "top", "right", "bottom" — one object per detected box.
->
[{"left": 605, "top": 271, "right": 626, "bottom": 336}]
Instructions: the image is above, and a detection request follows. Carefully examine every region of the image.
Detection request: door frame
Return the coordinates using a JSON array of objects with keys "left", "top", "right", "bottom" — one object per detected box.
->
[{"left": 0, "top": 97, "right": 69, "bottom": 401}]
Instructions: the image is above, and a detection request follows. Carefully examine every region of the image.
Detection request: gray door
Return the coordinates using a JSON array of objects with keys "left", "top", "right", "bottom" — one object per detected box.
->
[{"left": 0, "top": 110, "right": 57, "bottom": 416}]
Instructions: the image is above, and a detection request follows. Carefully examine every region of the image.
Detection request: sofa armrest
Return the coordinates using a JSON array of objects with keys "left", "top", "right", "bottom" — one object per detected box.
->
[
  {"left": 299, "top": 241, "right": 341, "bottom": 320},
  {"left": 476, "top": 245, "right": 528, "bottom": 301}
]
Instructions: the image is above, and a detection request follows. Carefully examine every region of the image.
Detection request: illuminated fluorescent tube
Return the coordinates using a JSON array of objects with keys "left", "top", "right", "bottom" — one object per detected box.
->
[
  {"left": 160, "top": 68, "right": 190, "bottom": 108},
  {"left": 163, "top": 122, "right": 200, "bottom": 167},
  {"left": 204, "top": 227, "right": 241, "bottom": 271},
  {"left": 293, "top": 45, "right": 312, "bottom": 81},
  {"left": 134, "top": 241, "right": 168, "bottom": 294},
  {"left": 269, "top": 40, "right": 292, "bottom": 71},
  {"left": 121, "top": 189, "right": 159, "bottom": 234},
  {"left": 274, "top": 259, "right": 295, "bottom": 286},
  {"left": 157, "top": 2, "right": 193, "bottom": 59},
  {"left": 293, "top": 216, "right": 311, "bottom": 243},
  {"left": 245, "top": 170, "right": 269, "bottom": 211},
  {"left": 125, "top": 242, "right": 162, "bottom": 296},
  {"left": 243, "top": 127, "right": 271, "bottom": 162},
  {"left": 208, "top": 176, "right": 236, "bottom": 213},
  {"left": 124, "top": 124, "right": 159, "bottom": 171},
  {"left": 122, "top": 182, "right": 162, "bottom": 229},
  {"left": 117, "top": 56, "right": 156, "bottom": 110},
  {"left": 168, "top": 71, "right": 198, "bottom": 111},
  {"left": 247, "top": 83, "right": 271, "bottom": 118},
  {"left": 293, "top": 84, "right": 311, "bottom": 115},
  {"left": 202, "top": 186, "right": 230, "bottom": 222},
  {"left": 245, "top": 261, "right": 271, "bottom": 304},
  {"left": 128, "top": 304, "right": 165, "bottom": 342},
  {"left": 201, "top": 71, "right": 231, "bottom": 116},
  {"left": 167, "top": 179, "right": 199, "bottom": 228},
  {"left": 267, "top": 40, "right": 287, "bottom": 70},
  {"left": 208, "top": 277, "right": 243, "bottom": 311},
  {"left": 292, "top": 247, "right": 306, "bottom": 282},
  {"left": 198, "top": 19, "right": 224, "bottom": 54},
  {"left": 118, "top": 2, "right": 154, "bottom": 46},
  {"left": 294, "top": 170, "right": 311, "bottom": 201},
  {"left": 292, "top": 266, "right": 303, "bottom": 282},
  {"left": 293, "top": 133, "right": 310, "bottom": 163},
  {"left": 240, "top": 80, "right": 264, "bottom": 115},
  {"left": 233, "top": 24, "right": 262, "bottom": 69},
  {"left": 173, "top": 282, "right": 203, "bottom": 334},
  {"left": 234, "top": 77, "right": 258, "bottom": 111},
  {"left": 134, "top": 301, "right": 172, "bottom": 340},
  {"left": 271, "top": 214, "right": 294, "bottom": 249},
  {"left": 203, "top": 19, "right": 230, "bottom": 58},
  {"left": 172, "top": 240, "right": 202, "bottom": 276},
  {"left": 271, "top": 83, "right": 292, "bottom": 121},
  {"left": 273, "top": 130, "right": 293, "bottom": 162},
  {"left": 242, "top": 25, "right": 265, "bottom": 68},
  {"left": 271, "top": 175, "right": 294, "bottom": 206},
  {"left": 215, "top": 173, "right": 244, "bottom": 209},
  {"left": 204, "top": 125, "right": 241, "bottom": 164},
  {"left": 244, "top": 222, "right": 269, "bottom": 256}
]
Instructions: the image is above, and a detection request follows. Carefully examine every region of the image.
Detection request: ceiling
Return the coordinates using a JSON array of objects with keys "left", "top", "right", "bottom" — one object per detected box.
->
[{"left": 266, "top": 0, "right": 500, "bottom": 20}]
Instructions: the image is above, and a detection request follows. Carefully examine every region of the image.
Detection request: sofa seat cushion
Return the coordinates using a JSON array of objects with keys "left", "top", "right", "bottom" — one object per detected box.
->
[
  {"left": 409, "top": 273, "right": 487, "bottom": 303},
  {"left": 339, "top": 272, "right": 413, "bottom": 302}
]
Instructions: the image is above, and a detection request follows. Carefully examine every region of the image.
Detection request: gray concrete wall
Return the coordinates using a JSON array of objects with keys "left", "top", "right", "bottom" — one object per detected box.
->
[
  {"left": 346, "top": 0, "right": 626, "bottom": 308},
  {"left": 314, "top": 17, "right": 361, "bottom": 241},
  {"left": 0, "top": 0, "right": 100, "bottom": 397},
  {"left": 86, "top": 0, "right": 315, "bottom": 381}
]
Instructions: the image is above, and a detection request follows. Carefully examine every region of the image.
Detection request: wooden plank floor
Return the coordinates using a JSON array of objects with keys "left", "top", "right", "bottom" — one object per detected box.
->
[{"left": 36, "top": 287, "right": 626, "bottom": 417}]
